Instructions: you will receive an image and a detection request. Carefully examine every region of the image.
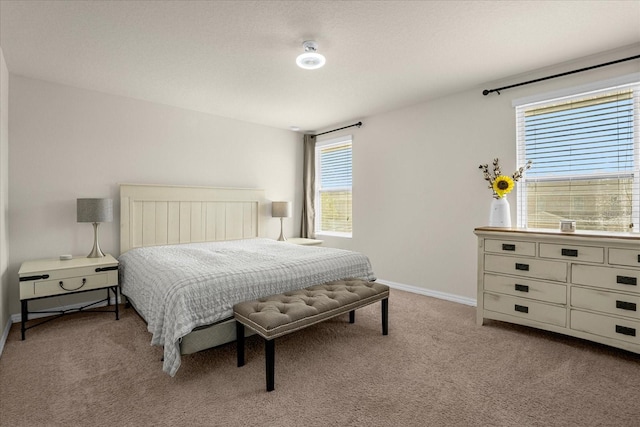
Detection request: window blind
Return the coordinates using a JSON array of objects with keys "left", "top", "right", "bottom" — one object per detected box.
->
[
  {"left": 315, "top": 137, "right": 352, "bottom": 235},
  {"left": 516, "top": 84, "right": 640, "bottom": 232}
]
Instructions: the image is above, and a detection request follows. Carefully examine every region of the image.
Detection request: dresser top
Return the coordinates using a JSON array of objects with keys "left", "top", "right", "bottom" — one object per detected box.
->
[{"left": 474, "top": 227, "right": 640, "bottom": 242}]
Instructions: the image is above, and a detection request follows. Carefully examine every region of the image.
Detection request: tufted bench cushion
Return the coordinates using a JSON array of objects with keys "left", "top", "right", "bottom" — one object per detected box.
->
[
  {"left": 234, "top": 279, "right": 389, "bottom": 340},
  {"left": 234, "top": 278, "right": 389, "bottom": 391}
]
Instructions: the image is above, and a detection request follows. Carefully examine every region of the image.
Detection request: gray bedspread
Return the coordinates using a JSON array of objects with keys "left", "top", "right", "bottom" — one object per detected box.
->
[{"left": 118, "top": 238, "right": 376, "bottom": 376}]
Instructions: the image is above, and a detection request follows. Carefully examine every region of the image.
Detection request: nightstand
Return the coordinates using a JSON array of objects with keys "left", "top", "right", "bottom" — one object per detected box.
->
[
  {"left": 18, "top": 254, "right": 119, "bottom": 340},
  {"left": 285, "top": 238, "right": 324, "bottom": 246}
]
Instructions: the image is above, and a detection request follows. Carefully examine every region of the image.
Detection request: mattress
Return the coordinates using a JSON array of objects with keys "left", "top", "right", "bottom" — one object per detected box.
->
[{"left": 118, "top": 238, "right": 376, "bottom": 375}]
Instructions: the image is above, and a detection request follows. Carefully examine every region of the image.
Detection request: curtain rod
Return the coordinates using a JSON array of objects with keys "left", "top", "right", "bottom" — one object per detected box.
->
[
  {"left": 483, "top": 54, "right": 640, "bottom": 96},
  {"left": 313, "top": 121, "right": 362, "bottom": 137}
]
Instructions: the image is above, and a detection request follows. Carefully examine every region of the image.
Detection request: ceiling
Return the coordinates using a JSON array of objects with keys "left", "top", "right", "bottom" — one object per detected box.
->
[{"left": 1, "top": 1, "right": 639, "bottom": 132}]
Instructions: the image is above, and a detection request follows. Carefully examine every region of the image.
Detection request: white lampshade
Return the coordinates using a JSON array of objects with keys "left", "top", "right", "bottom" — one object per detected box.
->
[
  {"left": 272, "top": 201, "right": 292, "bottom": 218},
  {"left": 77, "top": 198, "right": 113, "bottom": 223},
  {"left": 77, "top": 198, "right": 113, "bottom": 258}
]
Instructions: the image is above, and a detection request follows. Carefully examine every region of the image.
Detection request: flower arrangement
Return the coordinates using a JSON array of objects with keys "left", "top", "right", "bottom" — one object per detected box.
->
[{"left": 479, "top": 158, "right": 532, "bottom": 199}]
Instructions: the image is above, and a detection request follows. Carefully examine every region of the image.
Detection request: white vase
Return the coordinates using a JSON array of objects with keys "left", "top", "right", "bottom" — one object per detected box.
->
[{"left": 489, "top": 196, "right": 511, "bottom": 227}]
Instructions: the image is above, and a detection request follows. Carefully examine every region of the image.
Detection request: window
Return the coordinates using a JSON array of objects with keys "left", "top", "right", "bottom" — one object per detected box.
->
[
  {"left": 315, "top": 135, "right": 352, "bottom": 236},
  {"left": 516, "top": 82, "right": 640, "bottom": 232}
]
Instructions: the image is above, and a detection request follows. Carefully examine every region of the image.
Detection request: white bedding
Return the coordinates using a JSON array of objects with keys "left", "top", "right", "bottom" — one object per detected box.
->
[{"left": 118, "top": 238, "right": 376, "bottom": 376}]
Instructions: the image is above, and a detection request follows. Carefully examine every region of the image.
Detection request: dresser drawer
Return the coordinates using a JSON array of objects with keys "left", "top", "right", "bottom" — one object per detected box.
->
[
  {"left": 539, "top": 243, "right": 604, "bottom": 263},
  {"left": 609, "top": 248, "right": 640, "bottom": 268},
  {"left": 571, "top": 264, "right": 640, "bottom": 294},
  {"left": 484, "top": 273, "right": 566, "bottom": 304},
  {"left": 571, "top": 286, "right": 640, "bottom": 320},
  {"left": 484, "top": 254, "right": 567, "bottom": 282},
  {"left": 484, "top": 293, "right": 566, "bottom": 327},
  {"left": 485, "top": 239, "right": 535, "bottom": 257},
  {"left": 571, "top": 310, "right": 640, "bottom": 345}
]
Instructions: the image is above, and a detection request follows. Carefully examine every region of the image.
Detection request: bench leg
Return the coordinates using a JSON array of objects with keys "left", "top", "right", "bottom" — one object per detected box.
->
[
  {"left": 349, "top": 310, "right": 355, "bottom": 323},
  {"left": 382, "top": 298, "right": 389, "bottom": 335},
  {"left": 265, "top": 339, "right": 275, "bottom": 392},
  {"left": 236, "top": 321, "right": 245, "bottom": 367}
]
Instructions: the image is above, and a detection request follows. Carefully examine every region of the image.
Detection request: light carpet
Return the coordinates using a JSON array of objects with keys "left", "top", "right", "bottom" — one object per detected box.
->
[{"left": 1, "top": 289, "right": 639, "bottom": 426}]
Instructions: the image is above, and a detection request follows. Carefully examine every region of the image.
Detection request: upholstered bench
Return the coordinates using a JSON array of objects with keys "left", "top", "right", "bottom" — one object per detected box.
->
[{"left": 233, "top": 278, "right": 389, "bottom": 391}]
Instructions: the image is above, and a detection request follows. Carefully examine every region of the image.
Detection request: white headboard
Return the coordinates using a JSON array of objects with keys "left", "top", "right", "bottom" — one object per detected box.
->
[{"left": 120, "top": 184, "right": 267, "bottom": 253}]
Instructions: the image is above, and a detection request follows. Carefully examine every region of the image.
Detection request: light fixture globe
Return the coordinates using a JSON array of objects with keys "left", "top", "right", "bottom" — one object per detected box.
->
[{"left": 296, "top": 41, "right": 326, "bottom": 70}]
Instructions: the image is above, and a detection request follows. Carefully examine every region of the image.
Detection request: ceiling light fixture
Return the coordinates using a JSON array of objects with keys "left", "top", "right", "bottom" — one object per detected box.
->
[{"left": 296, "top": 41, "right": 326, "bottom": 70}]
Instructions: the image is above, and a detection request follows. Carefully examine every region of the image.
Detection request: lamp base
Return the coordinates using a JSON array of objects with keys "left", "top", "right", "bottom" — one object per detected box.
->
[
  {"left": 87, "top": 222, "right": 106, "bottom": 258},
  {"left": 277, "top": 217, "right": 287, "bottom": 241}
]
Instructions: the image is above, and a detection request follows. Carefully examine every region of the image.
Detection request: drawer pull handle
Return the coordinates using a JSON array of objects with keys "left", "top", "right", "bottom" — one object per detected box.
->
[
  {"left": 502, "top": 244, "right": 516, "bottom": 251},
  {"left": 19, "top": 274, "right": 50, "bottom": 282},
  {"left": 95, "top": 266, "right": 118, "bottom": 272},
  {"left": 515, "top": 263, "right": 529, "bottom": 271},
  {"left": 561, "top": 248, "right": 578, "bottom": 257},
  {"left": 514, "top": 304, "right": 529, "bottom": 313},
  {"left": 637, "top": 254, "right": 640, "bottom": 263},
  {"left": 616, "top": 301, "right": 637, "bottom": 311},
  {"left": 515, "top": 284, "right": 529, "bottom": 292},
  {"left": 615, "top": 325, "right": 636, "bottom": 337},
  {"left": 59, "top": 278, "right": 86, "bottom": 292},
  {"left": 616, "top": 275, "right": 637, "bottom": 286}
]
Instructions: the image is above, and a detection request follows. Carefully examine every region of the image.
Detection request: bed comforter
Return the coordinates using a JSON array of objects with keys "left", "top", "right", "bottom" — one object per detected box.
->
[{"left": 118, "top": 238, "right": 376, "bottom": 376}]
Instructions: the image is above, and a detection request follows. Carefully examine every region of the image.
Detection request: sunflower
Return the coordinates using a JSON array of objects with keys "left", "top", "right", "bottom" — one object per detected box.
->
[
  {"left": 479, "top": 158, "right": 532, "bottom": 198},
  {"left": 492, "top": 175, "right": 514, "bottom": 198}
]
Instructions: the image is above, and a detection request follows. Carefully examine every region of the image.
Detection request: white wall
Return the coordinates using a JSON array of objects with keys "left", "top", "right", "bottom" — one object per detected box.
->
[
  {"left": 7, "top": 76, "right": 302, "bottom": 315},
  {"left": 319, "top": 44, "right": 640, "bottom": 302},
  {"left": 0, "top": 48, "right": 9, "bottom": 342},
  {"left": 6, "top": 44, "right": 640, "bottom": 318}
]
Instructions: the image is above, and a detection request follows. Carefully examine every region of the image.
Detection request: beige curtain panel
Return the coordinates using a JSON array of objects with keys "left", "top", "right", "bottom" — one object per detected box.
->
[{"left": 301, "top": 134, "right": 316, "bottom": 238}]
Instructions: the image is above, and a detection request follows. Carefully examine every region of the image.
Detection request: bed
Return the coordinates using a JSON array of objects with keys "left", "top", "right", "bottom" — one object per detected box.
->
[{"left": 118, "top": 184, "right": 376, "bottom": 376}]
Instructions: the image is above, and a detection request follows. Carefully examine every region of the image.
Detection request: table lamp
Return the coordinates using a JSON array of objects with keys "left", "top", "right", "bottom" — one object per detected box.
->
[
  {"left": 272, "top": 201, "right": 292, "bottom": 241},
  {"left": 77, "top": 198, "right": 113, "bottom": 258}
]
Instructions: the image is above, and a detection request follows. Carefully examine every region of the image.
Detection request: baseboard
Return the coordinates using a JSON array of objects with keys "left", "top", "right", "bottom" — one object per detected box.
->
[
  {"left": 0, "top": 315, "right": 11, "bottom": 358},
  {"left": 376, "top": 278, "right": 477, "bottom": 307}
]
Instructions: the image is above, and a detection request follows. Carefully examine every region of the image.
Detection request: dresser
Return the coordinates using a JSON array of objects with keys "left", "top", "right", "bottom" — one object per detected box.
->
[
  {"left": 475, "top": 227, "right": 640, "bottom": 354},
  {"left": 19, "top": 254, "right": 119, "bottom": 340}
]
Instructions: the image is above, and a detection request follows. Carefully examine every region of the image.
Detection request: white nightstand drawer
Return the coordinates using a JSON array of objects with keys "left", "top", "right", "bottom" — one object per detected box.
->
[
  {"left": 484, "top": 273, "right": 566, "bottom": 304},
  {"left": 571, "top": 310, "right": 640, "bottom": 345},
  {"left": 484, "top": 293, "right": 566, "bottom": 327},
  {"left": 485, "top": 239, "right": 536, "bottom": 257},
  {"left": 485, "top": 254, "right": 567, "bottom": 282},
  {"left": 609, "top": 248, "right": 640, "bottom": 268},
  {"left": 571, "top": 287, "right": 640, "bottom": 319},
  {"left": 539, "top": 243, "right": 604, "bottom": 263},
  {"left": 31, "top": 273, "right": 110, "bottom": 298},
  {"left": 572, "top": 264, "right": 640, "bottom": 294},
  {"left": 20, "top": 269, "right": 118, "bottom": 299}
]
